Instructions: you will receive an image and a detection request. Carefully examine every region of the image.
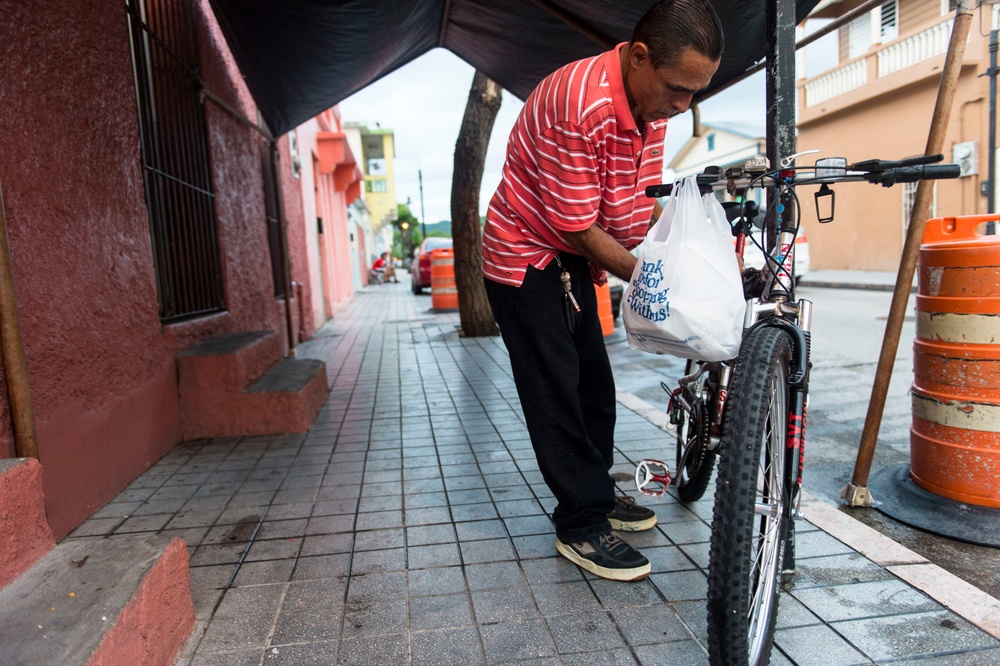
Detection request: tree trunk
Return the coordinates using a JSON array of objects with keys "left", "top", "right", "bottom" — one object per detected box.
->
[{"left": 451, "top": 71, "right": 502, "bottom": 337}]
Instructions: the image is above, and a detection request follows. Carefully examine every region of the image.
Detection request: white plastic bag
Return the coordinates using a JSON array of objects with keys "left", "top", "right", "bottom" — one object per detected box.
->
[{"left": 622, "top": 176, "right": 745, "bottom": 361}]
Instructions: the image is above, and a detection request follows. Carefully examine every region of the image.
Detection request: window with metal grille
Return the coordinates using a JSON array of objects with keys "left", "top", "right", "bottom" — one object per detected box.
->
[
  {"left": 126, "top": 0, "right": 225, "bottom": 322},
  {"left": 902, "top": 180, "right": 937, "bottom": 240}
]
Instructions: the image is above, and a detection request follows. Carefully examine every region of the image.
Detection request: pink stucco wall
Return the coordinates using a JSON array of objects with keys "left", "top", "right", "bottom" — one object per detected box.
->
[{"left": 0, "top": 0, "right": 310, "bottom": 536}]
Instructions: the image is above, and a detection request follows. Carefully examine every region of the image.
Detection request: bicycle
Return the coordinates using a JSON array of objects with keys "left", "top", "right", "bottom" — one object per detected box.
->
[{"left": 631, "top": 153, "right": 960, "bottom": 666}]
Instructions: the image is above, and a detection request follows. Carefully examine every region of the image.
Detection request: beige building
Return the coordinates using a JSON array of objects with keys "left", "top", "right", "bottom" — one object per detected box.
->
[{"left": 797, "top": 0, "right": 991, "bottom": 270}]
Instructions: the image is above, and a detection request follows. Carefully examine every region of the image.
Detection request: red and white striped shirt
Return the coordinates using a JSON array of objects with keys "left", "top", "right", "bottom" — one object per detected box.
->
[{"left": 482, "top": 43, "right": 667, "bottom": 287}]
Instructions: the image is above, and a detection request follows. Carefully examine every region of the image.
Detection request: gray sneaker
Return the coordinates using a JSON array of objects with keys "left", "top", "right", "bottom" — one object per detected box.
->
[{"left": 555, "top": 532, "right": 651, "bottom": 581}]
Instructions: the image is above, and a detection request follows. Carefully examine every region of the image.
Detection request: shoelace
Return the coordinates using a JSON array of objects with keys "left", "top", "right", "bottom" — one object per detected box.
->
[
  {"left": 597, "top": 533, "right": 631, "bottom": 555},
  {"left": 615, "top": 495, "right": 638, "bottom": 508}
]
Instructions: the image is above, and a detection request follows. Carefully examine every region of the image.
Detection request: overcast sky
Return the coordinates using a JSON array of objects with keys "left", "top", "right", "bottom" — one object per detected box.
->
[{"left": 340, "top": 28, "right": 835, "bottom": 225}]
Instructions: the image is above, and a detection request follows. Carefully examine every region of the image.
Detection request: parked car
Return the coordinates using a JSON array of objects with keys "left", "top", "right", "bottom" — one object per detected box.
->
[{"left": 410, "top": 237, "right": 453, "bottom": 294}]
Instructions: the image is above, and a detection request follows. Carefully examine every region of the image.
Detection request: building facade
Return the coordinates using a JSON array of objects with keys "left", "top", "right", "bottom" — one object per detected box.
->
[
  {"left": 797, "top": 0, "right": 990, "bottom": 270},
  {"left": 0, "top": 0, "right": 361, "bottom": 536},
  {"left": 345, "top": 123, "right": 398, "bottom": 263},
  {"left": 292, "top": 108, "right": 365, "bottom": 331}
]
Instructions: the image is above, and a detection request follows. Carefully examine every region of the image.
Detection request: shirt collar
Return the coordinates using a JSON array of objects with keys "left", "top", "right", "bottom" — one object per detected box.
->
[{"left": 605, "top": 43, "right": 638, "bottom": 134}]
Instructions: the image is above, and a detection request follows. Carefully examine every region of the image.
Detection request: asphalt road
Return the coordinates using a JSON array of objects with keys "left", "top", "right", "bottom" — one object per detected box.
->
[{"left": 607, "top": 285, "right": 1000, "bottom": 600}]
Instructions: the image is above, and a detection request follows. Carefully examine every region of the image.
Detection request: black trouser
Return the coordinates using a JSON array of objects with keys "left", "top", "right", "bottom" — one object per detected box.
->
[{"left": 484, "top": 253, "right": 616, "bottom": 542}]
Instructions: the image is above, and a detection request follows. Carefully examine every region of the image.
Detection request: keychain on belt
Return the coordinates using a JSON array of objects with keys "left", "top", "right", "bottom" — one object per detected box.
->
[{"left": 555, "top": 255, "right": 580, "bottom": 333}]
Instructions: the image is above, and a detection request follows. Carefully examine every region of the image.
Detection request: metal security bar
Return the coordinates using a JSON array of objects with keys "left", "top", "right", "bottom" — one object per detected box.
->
[
  {"left": 126, "top": 0, "right": 225, "bottom": 322},
  {"left": 260, "top": 141, "right": 286, "bottom": 298}
]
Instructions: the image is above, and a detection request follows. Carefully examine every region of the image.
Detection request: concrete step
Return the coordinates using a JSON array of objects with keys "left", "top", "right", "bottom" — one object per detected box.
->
[
  {"left": 241, "top": 357, "right": 329, "bottom": 434},
  {"left": 179, "top": 344, "right": 328, "bottom": 439},
  {"left": 0, "top": 458, "right": 56, "bottom": 589},
  {"left": 177, "top": 330, "right": 283, "bottom": 390},
  {"left": 0, "top": 534, "right": 194, "bottom": 666}
]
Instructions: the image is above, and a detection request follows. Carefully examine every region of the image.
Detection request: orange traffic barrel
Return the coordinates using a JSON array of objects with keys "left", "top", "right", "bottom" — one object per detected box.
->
[
  {"left": 430, "top": 248, "right": 459, "bottom": 311},
  {"left": 596, "top": 282, "right": 614, "bottom": 337},
  {"left": 911, "top": 215, "right": 1000, "bottom": 508}
]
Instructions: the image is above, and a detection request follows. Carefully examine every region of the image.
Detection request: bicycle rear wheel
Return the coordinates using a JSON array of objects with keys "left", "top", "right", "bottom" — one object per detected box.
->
[
  {"left": 708, "top": 326, "right": 792, "bottom": 666},
  {"left": 675, "top": 397, "right": 715, "bottom": 503}
]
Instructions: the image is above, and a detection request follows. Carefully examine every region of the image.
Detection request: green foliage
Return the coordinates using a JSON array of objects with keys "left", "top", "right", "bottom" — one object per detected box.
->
[{"left": 393, "top": 202, "right": 423, "bottom": 258}]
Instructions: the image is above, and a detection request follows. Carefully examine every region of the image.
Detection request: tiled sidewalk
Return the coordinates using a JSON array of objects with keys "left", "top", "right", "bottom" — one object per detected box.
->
[{"left": 65, "top": 280, "right": 1000, "bottom": 665}]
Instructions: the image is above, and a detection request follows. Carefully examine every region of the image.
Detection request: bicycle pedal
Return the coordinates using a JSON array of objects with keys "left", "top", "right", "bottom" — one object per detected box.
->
[{"left": 635, "top": 459, "right": 671, "bottom": 497}]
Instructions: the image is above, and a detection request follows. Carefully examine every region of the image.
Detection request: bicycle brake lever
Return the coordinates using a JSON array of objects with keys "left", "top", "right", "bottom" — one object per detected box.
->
[{"left": 780, "top": 150, "right": 820, "bottom": 169}]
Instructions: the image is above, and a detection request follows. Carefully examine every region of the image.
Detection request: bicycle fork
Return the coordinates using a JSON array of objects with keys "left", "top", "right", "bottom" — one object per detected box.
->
[{"left": 765, "top": 300, "right": 814, "bottom": 572}]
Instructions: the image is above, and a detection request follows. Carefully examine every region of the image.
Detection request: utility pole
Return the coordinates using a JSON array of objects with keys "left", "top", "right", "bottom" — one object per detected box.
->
[{"left": 418, "top": 169, "right": 427, "bottom": 238}]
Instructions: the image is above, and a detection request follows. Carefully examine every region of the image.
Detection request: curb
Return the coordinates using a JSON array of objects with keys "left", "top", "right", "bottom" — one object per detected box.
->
[{"left": 798, "top": 280, "right": 916, "bottom": 293}]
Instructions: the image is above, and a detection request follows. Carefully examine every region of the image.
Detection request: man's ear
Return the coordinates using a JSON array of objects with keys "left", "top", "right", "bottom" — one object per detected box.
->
[{"left": 631, "top": 41, "right": 650, "bottom": 65}]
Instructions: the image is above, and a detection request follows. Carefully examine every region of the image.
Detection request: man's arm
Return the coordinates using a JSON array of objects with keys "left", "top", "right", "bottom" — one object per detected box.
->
[
  {"left": 650, "top": 200, "right": 663, "bottom": 229},
  {"left": 563, "top": 225, "right": 638, "bottom": 282}
]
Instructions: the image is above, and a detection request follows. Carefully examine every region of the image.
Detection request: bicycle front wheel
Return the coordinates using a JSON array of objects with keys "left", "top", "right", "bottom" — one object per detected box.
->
[{"left": 707, "top": 326, "right": 792, "bottom": 666}]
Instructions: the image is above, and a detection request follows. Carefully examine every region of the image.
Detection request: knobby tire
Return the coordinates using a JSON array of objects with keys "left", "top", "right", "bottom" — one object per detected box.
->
[{"left": 707, "top": 326, "right": 792, "bottom": 666}]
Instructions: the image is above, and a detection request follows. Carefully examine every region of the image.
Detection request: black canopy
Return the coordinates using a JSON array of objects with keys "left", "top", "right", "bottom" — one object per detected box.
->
[{"left": 208, "top": 0, "right": 820, "bottom": 137}]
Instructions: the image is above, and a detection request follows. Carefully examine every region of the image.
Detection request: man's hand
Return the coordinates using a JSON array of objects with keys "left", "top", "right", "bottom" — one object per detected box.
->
[{"left": 562, "top": 225, "right": 637, "bottom": 281}]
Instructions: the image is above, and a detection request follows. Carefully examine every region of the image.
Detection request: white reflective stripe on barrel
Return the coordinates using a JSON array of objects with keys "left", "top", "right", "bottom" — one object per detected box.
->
[
  {"left": 912, "top": 393, "right": 1000, "bottom": 432},
  {"left": 432, "top": 287, "right": 458, "bottom": 294},
  {"left": 916, "top": 311, "right": 1000, "bottom": 345}
]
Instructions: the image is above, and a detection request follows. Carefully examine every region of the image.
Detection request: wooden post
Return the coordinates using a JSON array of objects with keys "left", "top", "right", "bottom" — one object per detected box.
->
[
  {"left": 0, "top": 180, "right": 39, "bottom": 459},
  {"left": 842, "top": 2, "right": 975, "bottom": 506}
]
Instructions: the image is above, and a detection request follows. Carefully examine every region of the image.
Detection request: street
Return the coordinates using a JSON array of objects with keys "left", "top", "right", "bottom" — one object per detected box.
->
[{"left": 606, "top": 284, "right": 1000, "bottom": 600}]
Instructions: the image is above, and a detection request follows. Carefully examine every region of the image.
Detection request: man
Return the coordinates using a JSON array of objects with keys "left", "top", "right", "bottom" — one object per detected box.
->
[
  {"left": 371, "top": 252, "right": 397, "bottom": 284},
  {"left": 481, "top": 0, "right": 723, "bottom": 581}
]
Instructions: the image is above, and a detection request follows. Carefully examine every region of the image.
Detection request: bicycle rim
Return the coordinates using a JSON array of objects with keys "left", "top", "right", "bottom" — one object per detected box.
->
[{"left": 708, "top": 326, "right": 791, "bottom": 666}]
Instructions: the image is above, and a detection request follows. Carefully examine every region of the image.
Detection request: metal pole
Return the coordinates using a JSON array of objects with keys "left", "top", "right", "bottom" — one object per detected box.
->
[
  {"left": 766, "top": 0, "right": 798, "bottom": 571},
  {"left": 989, "top": 26, "right": 997, "bottom": 227},
  {"left": 419, "top": 169, "right": 427, "bottom": 238},
  {"left": 843, "top": 2, "right": 974, "bottom": 506},
  {"left": 270, "top": 142, "right": 297, "bottom": 357},
  {"left": 766, "top": 0, "right": 797, "bottom": 250},
  {"left": 0, "top": 180, "right": 39, "bottom": 459}
]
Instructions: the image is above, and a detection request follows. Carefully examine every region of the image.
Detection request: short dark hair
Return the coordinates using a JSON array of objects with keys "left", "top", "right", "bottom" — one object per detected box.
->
[{"left": 631, "top": 0, "right": 724, "bottom": 69}]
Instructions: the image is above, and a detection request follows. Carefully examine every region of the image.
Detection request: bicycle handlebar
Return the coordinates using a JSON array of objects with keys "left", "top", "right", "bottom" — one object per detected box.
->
[
  {"left": 644, "top": 155, "right": 961, "bottom": 198},
  {"left": 848, "top": 153, "right": 945, "bottom": 171}
]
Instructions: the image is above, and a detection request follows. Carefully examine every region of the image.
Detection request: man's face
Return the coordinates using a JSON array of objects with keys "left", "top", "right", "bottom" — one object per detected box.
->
[{"left": 626, "top": 44, "right": 720, "bottom": 124}]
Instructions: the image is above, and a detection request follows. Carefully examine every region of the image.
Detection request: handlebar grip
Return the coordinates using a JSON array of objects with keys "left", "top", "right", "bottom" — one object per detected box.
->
[
  {"left": 869, "top": 163, "right": 961, "bottom": 187},
  {"left": 916, "top": 164, "right": 962, "bottom": 179}
]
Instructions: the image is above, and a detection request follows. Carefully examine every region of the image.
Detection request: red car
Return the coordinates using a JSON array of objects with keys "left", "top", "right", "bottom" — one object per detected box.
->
[{"left": 410, "top": 237, "right": 453, "bottom": 294}]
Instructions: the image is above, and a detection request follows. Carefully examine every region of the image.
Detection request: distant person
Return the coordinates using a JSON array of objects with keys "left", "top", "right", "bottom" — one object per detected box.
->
[
  {"left": 371, "top": 252, "right": 397, "bottom": 284},
  {"left": 481, "top": 0, "right": 723, "bottom": 581}
]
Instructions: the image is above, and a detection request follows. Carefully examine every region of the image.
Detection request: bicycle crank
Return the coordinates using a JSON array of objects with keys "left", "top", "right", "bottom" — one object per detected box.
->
[{"left": 634, "top": 459, "right": 671, "bottom": 497}]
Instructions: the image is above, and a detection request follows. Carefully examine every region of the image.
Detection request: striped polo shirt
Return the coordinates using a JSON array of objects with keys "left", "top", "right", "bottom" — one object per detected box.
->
[{"left": 482, "top": 43, "right": 667, "bottom": 287}]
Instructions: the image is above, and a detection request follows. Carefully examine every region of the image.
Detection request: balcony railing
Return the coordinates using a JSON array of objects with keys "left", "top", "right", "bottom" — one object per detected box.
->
[
  {"left": 803, "top": 17, "right": 955, "bottom": 108},
  {"left": 878, "top": 18, "right": 952, "bottom": 78},
  {"left": 805, "top": 60, "right": 867, "bottom": 107}
]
